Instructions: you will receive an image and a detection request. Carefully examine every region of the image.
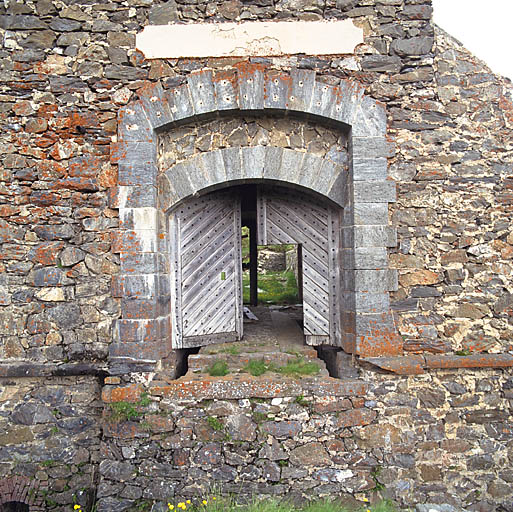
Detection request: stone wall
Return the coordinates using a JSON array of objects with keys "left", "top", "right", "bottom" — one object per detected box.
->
[
  {"left": 389, "top": 27, "right": 513, "bottom": 356},
  {"left": 0, "top": 376, "right": 102, "bottom": 510},
  {"left": 1, "top": 0, "right": 512, "bottom": 363},
  {"left": 158, "top": 116, "right": 349, "bottom": 171},
  {"left": 1, "top": 0, "right": 513, "bottom": 509},
  {"left": 100, "top": 368, "right": 513, "bottom": 511}
]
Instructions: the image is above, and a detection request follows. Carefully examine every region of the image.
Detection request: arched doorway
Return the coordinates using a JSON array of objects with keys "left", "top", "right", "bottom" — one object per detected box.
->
[
  {"left": 169, "top": 183, "right": 342, "bottom": 350},
  {"left": 112, "top": 67, "right": 402, "bottom": 366}
]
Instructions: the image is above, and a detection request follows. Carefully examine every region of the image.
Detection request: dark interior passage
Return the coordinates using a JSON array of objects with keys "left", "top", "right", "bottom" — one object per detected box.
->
[{"left": 0, "top": 503, "right": 30, "bottom": 512}]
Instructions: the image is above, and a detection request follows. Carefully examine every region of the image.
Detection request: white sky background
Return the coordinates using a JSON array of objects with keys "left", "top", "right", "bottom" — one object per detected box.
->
[{"left": 432, "top": 0, "right": 513, "bottom": 81}]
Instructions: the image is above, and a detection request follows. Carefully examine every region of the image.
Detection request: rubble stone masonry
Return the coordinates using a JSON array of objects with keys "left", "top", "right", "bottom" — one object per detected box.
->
[{"left": 0, "top": 0, "right": 512, "bottom": 510}]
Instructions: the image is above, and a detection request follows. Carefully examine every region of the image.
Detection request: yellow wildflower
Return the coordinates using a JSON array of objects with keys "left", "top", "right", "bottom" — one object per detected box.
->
[
  {"left": 186, "top": 500, "right": 191, "bottom": 505},
  {"left": 362, "top": 498, "right": 369, "bottom": 502},
  {"left": 168, "top": 505, "right": 174, "bottom": 510},
  {"left": 74, "top": 507, "right": 81, "bottom": 511},
  {"left": 202, "top": 500, "right": 208, "bottom": 506},
  {"left": 212, "top": 497, "right": 216, "bottom": 501}
]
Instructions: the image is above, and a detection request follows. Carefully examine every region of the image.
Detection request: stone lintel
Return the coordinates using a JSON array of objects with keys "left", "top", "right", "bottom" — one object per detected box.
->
[
  {"left": 0, "top": 363, "right": 107, "bottom": 378},
  {"left": 148, "top": 376, "right": 368, "bottom": 400},
  {"left": 137, "top": 20, "right": 364, "bottom": 59},
  {"left": 362, "top": 353, "right": 513, "bottom": 374}
]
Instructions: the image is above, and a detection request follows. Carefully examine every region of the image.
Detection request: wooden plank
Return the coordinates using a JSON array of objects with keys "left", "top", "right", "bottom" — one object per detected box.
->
[
  {"left": 256, "top": 185, "right": 341, "bottom": 346},
  {"left": 305, "top": 335, "right": 330, "bottom": 346},
  {"left": 256, "top": 191, "right": 267, "bottom": 245},
  {"left": 249, "top": 220, "right": 258, "bottom": 306},
  {"left": 169, "top": 212, "right": 183, "bottom": 348},
  {"left": 170, "top": 191, "right": 242, "bottom": 348},
  {"left": 234, "top": 201, "right": 243, "bottom": 339},
  {"left": 179, "top": 332, "right": 239, "bottom": 348}
]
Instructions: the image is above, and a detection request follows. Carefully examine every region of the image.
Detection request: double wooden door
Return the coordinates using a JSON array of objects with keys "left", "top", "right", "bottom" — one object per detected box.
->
[{"left": 170, "top": 186, "right": 341, "bottom": 349}]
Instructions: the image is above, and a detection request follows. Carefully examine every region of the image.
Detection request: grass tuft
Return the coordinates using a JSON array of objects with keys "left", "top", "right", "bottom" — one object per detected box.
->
[
  {"left": 206, "top": 416, "right": 224, "bottom": 431},
  {"left": 207, "top": 360, "right": 229, "bottom": 377},
  {"left": 276, "top": 357, "right": 320, "bottom": 377},
  {"left": 243, "top": 359, "right": 271, "bottom": 376}
]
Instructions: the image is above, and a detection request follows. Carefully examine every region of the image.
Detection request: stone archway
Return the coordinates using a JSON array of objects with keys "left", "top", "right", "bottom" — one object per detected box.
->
[
  {"left": 0, "top": 476, "right": 45, "bottom": 511},
  {"left": 111, "top": 65, "right": 402, "bottom": 367}
]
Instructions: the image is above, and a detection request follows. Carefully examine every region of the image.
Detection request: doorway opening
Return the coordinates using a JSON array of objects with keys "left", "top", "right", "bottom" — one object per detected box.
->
[
  {"left": 0, "top": 503, "right": 29, "bottom": 512},
  {"left": 168, "top": 182, "right": 344, "bottom": 379},
  {"left": 240, "top": 185, "right": 304, "bottom": 347}
]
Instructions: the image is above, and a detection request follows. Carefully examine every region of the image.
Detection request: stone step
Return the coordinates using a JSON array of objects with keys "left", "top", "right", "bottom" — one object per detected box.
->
[{"left": 188, "top": 350, "right": 326, "bottom": 372}]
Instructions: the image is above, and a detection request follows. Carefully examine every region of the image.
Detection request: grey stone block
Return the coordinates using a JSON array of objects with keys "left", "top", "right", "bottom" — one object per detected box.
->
[
  {"left": 157, "top": 174, "right": 180, "bottom": 212},
  {"left": 138, "top": 82, "right": 174, "bottom": 130},
  {"left": 238, "top": 68, "right": 264, "bottom": 111},
  {"left": 289, "top": 69, "right": 316, "bottom": 113},
  {"left": 200, "top": 150, "right": 227, "bottom": 186},
  {"left": 351, "top": 157, "right": 388, "bottom": 181},
  {"left": 263, "top": 70, "right": 290, "bottom": 111},
  {"left": 165, "top": 162, "right": 194, "bottom": 202},
  {"left": 326, "top": 170, "right": 346, "bottom": 208},
  {"left": 242, "top": 146, "right": 266, "bottom": 180},
  {"left": 355, "top": 311, "right": 397, "bottom": 336},
  {"left": 165, "top": 83, "right": 194, "bottom": 122},
  {"left": 391, "top": 36, "right": 434, "bottom": 57},
  {"left": 354, "top": 181, "right": 396, "bottom": 203},
  {"left": 119, "top": 185, "right": 157, "bottom": 209},
  {"left": 114, "top": 141, "right": 157, "bottom": 168},
  {"left": 157, "top": 230, "right": 168, "bottom": 253},
  {"left": 343, "top": 291, "right": 390, "bottom": 314},
  {"left": 352, "top": 96, "right": 387, "bottom": 137},
  {"left": 121, "top": 298, "right": 159, "bottom": 320},
  {"left": 353, "top": 203, "right": 389, "bottom": 225},
  {"left": 214, "top": 70, "right": 239, "bottom": 111},
  {"left": 109, "top": 341, "right": 165, "bottom": 362},
  {"left": 351, "top": 136, "right": 395, "bottom": 159},
  {"left": 263, "top": 146, "right": 284, "bottom": 181},
  {"left": 315, "top": 158, "right": 338, "bottom": 197},
  {"left": 342, "top": 181, "right": 354, "bottom": 210},
  {"left": 121, "top": 228, "right": 158, "bottom": 253},
  {"left": 309, "top": 82, "right": 338, "bottom": 120},
  {"left": 354, "top": 225, "right": 397, "bottom": 248},
  {"left": 351, "top": 269, "right": 397, "bottom": 292},
  {"left": 122, "top": 274, "right": 157, "bottom": 299},
  {"left": 118, "top": 101, "right": 153, "bottom": 143},
  {"left": 341, "top": 226, "right": 354, "bottom": 250},
  {"left": 118, "top": 162, "right": 157, "bottom": 186},
  {"left": 279, "top": 149, "right": 304, "bottom": 185},
  {"left": 119, "top": 207, "right": 157, "bottom": 231},
  {"left": 158, "top": 274, "right": 170, "bottom": 297},
  {"left": 188, "top": 71, "right": 217, "bottom": 115},
  {"left": 342, "top": 247, "right": 388, "bottom": 269},
  {"left": 222, "top": 147, "right": 243, "bottom": 183},
  {"left": 361, "top": 55, "right": 402, "bottom": 73},
  {"left": 298, "top": 152, "right": 323, "bottom": 190},
  {"left": 331, "top": 80, "right": 364, "bottom": 127},
  {"left": 120, "top": 253, "right": 158, "bottom": 274}
]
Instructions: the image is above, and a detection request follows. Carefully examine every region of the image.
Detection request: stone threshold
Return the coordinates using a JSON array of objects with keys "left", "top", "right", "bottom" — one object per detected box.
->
[
  {"left": 362, "top": 352, "right": 513, "bottom": 375},
  {"left": 102, "top": 375, "right": 368, "bottom": 403},
  {"left": 0, "top": 362, "right": 108, "bottom": 378}
]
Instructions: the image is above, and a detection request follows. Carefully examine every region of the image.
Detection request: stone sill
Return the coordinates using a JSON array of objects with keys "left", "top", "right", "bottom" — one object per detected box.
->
[
  {"left": 362, "top": 353, "right": 513, "bottom": 375},
  {"left": 102, "top": 375, "right": 368, "bottom": 403},
  {"left": 0, "top": 362, "right": 107, "bottom": 378}
]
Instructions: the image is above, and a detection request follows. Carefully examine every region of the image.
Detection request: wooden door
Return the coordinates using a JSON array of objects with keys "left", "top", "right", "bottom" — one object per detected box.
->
[
  {"left": 257, "top": 186, "right": 342, "bottom": 346},
  {"left": 170, "top": 191, "right": 243, "bottom": 349}
]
